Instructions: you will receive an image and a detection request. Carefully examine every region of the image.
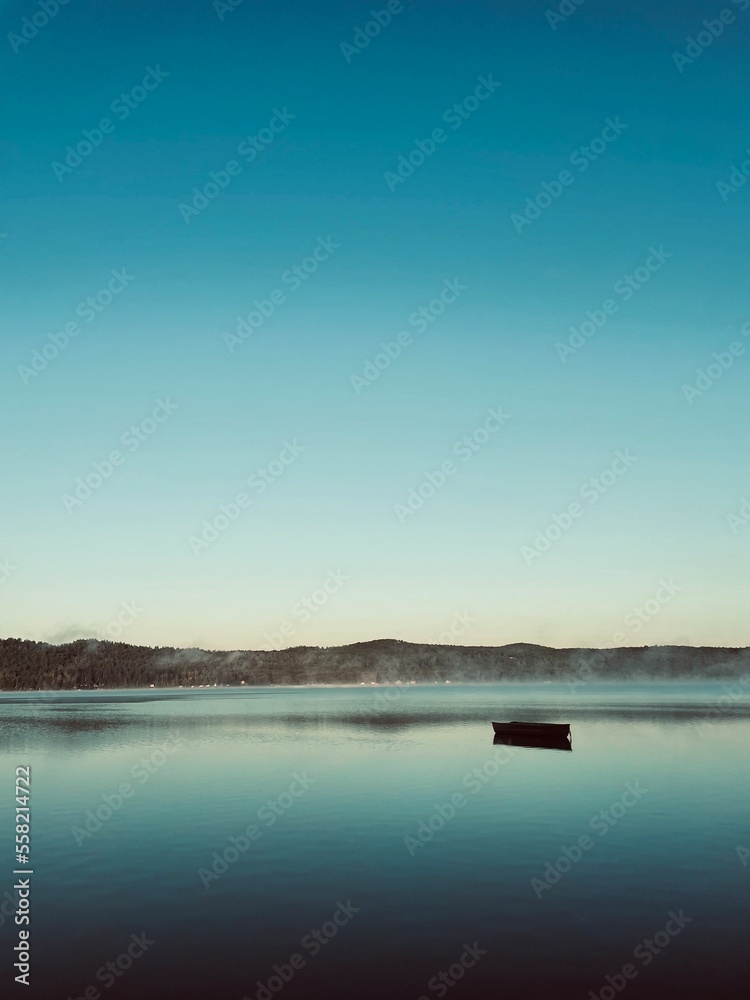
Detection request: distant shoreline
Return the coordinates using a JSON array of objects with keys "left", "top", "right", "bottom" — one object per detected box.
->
[
  {"left": 1, "top": 678, "right": 748, "bottom": 698},
  {"left": 1, "top": 636, "right": 748, "bottom": 691}
]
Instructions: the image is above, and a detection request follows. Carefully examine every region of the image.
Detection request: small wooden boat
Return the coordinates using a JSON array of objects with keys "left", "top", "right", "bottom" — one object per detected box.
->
[{"left": 491, "top": 721, "right": 570, "bottom": 738}]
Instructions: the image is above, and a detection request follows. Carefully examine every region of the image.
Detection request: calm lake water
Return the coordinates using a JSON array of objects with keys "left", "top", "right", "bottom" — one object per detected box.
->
[{"left": 0, "top": 683, "right": 747, "bottom": 999}]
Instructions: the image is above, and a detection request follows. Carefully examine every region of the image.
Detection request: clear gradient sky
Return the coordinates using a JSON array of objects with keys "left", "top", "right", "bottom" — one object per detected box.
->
[{"left": 1, "top": 0, "right": 749, "bottom": 651}]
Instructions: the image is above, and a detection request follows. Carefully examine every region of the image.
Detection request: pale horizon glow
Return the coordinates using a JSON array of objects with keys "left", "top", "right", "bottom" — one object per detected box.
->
[{"left": 2, "top": 0, "right": 748, "bottom": 652}]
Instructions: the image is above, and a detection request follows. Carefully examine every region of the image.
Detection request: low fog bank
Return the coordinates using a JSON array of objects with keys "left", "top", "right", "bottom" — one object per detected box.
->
[{"left": 1, "top": 637, "right": 749, "bottom": 691}]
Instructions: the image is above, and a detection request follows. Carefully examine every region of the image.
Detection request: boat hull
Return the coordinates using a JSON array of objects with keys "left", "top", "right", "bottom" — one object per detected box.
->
[{"left": 491, "top": 721, "right": 570, "bottom": 738}]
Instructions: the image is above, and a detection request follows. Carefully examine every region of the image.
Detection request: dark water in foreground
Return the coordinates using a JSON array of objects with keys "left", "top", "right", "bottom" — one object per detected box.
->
[{"left": 0, "top": 684, "right": 748, "bottom": 1000}]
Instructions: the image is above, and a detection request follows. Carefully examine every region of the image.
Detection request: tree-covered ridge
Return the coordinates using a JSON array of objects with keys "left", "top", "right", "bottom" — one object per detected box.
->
[{"left": 0, "top": 637, "right": 748, "bottom": 690}]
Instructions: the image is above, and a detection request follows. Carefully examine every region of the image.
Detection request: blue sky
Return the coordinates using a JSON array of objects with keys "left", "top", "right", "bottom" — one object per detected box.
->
[{"left": 1, "top": 0, "right": 749, "bottom": 651}]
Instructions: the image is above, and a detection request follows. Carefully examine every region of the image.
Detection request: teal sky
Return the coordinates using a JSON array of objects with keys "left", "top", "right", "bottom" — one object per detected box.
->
[{"left": 1, "top": 0, "right": 749, "bottom": 651}]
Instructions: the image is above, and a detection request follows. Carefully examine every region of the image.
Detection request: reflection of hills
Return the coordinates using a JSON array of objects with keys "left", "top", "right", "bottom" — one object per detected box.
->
[
  {"left": 1, "top": 699, "right": 749, "bottom": 738},
  {"left": 1, "top": 636, "right": 749, "bottom": 691},
  {"left": 1, "top": 695, "right": 748, "bottom": 753}
]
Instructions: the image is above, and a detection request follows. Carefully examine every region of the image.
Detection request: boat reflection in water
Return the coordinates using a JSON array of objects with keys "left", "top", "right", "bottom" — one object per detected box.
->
[{"left": 491, "top": 721, "right": 573, "bottom": 752}]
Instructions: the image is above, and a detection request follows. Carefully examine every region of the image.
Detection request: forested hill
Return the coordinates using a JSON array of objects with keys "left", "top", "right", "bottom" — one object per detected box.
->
[{"left": 0, "top": 637, "right": 748, "bottom": 690}]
